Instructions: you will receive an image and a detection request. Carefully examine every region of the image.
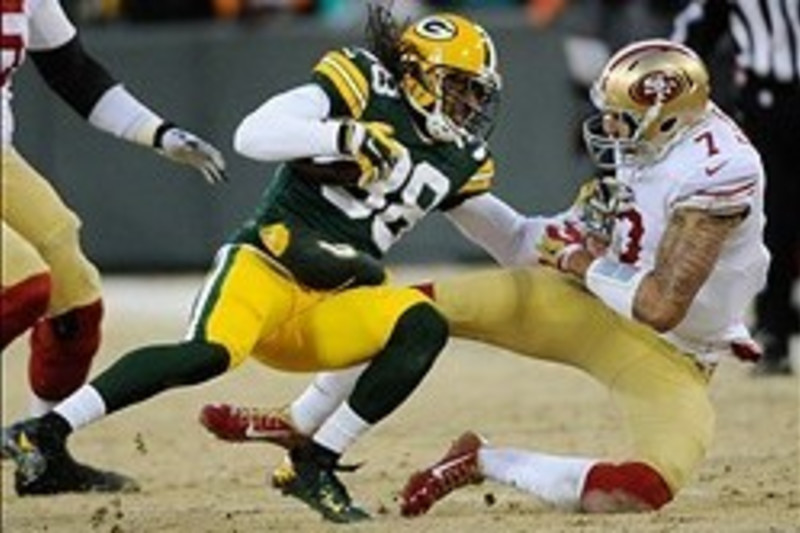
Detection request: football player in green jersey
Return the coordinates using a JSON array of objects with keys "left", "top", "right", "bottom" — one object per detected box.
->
[{"left": 3, "top": 5, "right": 512, "bottom": 523}]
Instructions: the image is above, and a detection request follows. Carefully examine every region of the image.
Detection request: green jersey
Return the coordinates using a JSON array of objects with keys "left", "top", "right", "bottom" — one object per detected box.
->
[{"left": 234, "top": 46, "right": 495, "bottom": 260}]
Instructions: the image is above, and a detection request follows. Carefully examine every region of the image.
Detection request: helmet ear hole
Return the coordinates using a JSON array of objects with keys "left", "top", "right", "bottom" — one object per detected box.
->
[{"left": 660, "top": 118, "right": 677, "bottom": 133}]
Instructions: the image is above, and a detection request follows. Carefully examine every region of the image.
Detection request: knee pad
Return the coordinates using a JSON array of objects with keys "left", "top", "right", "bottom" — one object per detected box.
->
[
  {"left": 1, "top": 273, "right": 52, "bottom": 351},
  {"left": 349, "top": 303, "right": 448, "bottom": 423},
  {"left": 395, "top": 302, "right": 449, "bottom": 373},
  {"left": 580, "top": 461, "right": 673, "bottom": 512},
  {"left": 28, "top": 299, "right": 103, "bottom": 401}
]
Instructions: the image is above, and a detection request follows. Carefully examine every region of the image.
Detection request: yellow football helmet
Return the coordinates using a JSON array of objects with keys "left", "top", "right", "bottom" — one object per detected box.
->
[
  {"left": 583, "top": 39, "right": 711, "bottom": 169},
  {"left": 399, "top": 13, "right": 502, "bottom": 144}
]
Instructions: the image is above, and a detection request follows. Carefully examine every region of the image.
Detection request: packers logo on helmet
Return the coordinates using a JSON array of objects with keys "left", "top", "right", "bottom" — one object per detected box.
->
[
  {"left": 414, "top": 17, "right": 458, "bottom": 41},
  {"left": 584, "top": 39, "right": 710, "bottom": 170},
  {"left": 399, "top": 13, "right": 502, "bottom": 145}
]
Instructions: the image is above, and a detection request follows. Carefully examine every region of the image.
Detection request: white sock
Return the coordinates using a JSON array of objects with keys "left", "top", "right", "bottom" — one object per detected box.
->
[
  {"left": 52, "top": 384, "right": 107, "bottom": 431},
  {"left": 290, "top": 364, "right": 367, "bottom": 435},
  {"left": 479, "top": 446, "right": 597, "bottom": 510},
  {"left": 29, "top": 395, "right": 58, "bottom": 417},
  {"left": 312, "top": 401, "right": 371, "bottom": 455}
]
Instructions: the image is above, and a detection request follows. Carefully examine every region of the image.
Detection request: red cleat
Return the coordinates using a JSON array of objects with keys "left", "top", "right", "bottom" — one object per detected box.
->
[
  {"left": 400, "top": 431, "right": 486, "bottom": 517},
  {"left": 198, "top": 404, "right": 307, "bottom": 449}
]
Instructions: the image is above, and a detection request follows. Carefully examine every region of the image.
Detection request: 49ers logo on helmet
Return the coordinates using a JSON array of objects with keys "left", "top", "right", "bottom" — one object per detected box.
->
[{"left": 629, "top": 70, "right": 687, "bottom": 106}]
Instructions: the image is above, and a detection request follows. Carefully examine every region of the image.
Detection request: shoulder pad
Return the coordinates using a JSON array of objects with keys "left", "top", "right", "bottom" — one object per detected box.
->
[
  {"left": 312, "top": 47, "right": 372, "bottom": 118},
  {"left": 458, "top": 155, "right": 495, "bottom": 196}
]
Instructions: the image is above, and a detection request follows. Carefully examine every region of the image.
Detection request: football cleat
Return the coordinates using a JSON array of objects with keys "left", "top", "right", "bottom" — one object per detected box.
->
[
  {"left": 2, "top": 419, "right": 139, "bottom": 495},
  {"left": 281, "top": 451, "right": 370, "bottom": 523},
  {"left": 270, "top": 453, "right": 297, "bottom": 489},
  {"left": 400, "top": 431, "right": 486, "bottom": 517},
  {"left": 198, "top": 403, "right": 307, "bottom": 449}
]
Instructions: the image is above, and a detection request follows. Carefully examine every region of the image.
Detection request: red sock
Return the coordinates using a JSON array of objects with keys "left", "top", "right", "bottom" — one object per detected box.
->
[
  {"left": 1, "top": 273, "right": 52, "bottom": 351},
  {"left": 29, "top": 299, "right": 103, "bottom": 401},
  {"left": 581, "top": 461, "right": 673, "bottom": 512}
]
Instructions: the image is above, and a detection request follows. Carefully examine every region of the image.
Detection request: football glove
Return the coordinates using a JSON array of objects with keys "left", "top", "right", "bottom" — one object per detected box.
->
[
  {"left": 573, "top": 175, "right": 632, "bottom": 242},
  {"left": 155, "top": 125, "right": 227, "bottom": 184},
  {"left": 338, "top": 120, "right": 406, "bottom": 187},
  {"left": 537, "top": 219, "right": 585, "bottom": 271}
]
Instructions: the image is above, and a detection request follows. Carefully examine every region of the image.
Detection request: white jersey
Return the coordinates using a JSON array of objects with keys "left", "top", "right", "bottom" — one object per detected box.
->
[
  {"left": 613, "top": 105, "right": 769, "bottom": 364},
  {"left": 447, "top": 104, "right": 769, "bottom": 367},
  {"left": 1, "top": 0, "right": 76, "bottom": 146}
]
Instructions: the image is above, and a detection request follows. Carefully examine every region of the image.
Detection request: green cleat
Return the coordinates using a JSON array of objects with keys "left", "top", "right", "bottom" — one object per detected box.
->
[{"left": 281, "top": 450, "right": 370, "bottom": 523}]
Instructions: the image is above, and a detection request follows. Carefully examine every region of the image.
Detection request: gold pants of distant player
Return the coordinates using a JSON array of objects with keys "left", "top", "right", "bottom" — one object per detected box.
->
[
  {"left": 1, "top": 147, "right": 101, "bottom": 315},
  {"left": 187, "top": 243, "right": 430, "bottom": 371},
  {"left": 432, "top": 266, "right": 714, "bottom": 495}
]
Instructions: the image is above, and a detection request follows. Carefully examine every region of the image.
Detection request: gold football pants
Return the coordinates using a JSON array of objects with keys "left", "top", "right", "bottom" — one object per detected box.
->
[
  {"left": 433, "top": 266, "right": 714, "bottom": 494},
  {"left": 186, "top": 244, "right": 429, "bottom": 371},
  {"left": 1, "top": 147, "right": 101, "bottom": 315}
]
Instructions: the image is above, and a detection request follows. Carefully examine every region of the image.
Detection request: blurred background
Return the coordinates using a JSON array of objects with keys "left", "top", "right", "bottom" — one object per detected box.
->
[{"left": 18, "top": 0, "right": 715, "bottom": 271}]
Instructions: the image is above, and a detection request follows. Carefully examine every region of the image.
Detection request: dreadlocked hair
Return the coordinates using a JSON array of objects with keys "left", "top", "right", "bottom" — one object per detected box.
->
[{"left": 365, "top": 2, "right": 413, "bottom": 80}]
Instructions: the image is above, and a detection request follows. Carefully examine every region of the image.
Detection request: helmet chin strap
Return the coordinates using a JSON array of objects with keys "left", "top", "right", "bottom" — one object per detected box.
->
[
  {"left": 425, "top": 102, "right": 466, "bottom": 146},
  {"left": 402, "top": 68, "right": 469, "bottom": 147}
]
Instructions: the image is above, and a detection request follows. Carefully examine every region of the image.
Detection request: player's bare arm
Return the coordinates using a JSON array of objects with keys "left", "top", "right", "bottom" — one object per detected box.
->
[
  {"left": 565, "top": 207, "right": 745, "bottom": 331},
  {"left": 632, "top": 207, "right": 745, "bottom": 331}
]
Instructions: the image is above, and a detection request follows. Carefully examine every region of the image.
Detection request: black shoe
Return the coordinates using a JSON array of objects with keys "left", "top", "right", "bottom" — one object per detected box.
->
[
  {"left": 281, "top": 448, "right": 370, "bottom": 523},
  {"left": 752, "top": 356, "right": 793, "bottom": 376},
  {"left": 752, "top": 334, "right": 793, "bottom": 377},
  {"left": 2, "top": 418, "right": 140, "bottom": 496}
]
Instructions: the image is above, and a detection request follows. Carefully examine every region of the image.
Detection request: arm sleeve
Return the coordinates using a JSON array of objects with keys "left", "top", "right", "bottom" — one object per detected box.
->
[
  {"left": 30, "top": 38, "right": 165, "bottom": 146},
  {"left": 233, "top": 83, "right": 343, "bottom": 162},
  {"left": 445, "top": 193, "right": 554, "bottom": 267},
  {"left": 29, "top": 36, "right": 116, "bottom": 118},
  {"left": 670, "top": 0, "right": 731, "bottom": 57}
]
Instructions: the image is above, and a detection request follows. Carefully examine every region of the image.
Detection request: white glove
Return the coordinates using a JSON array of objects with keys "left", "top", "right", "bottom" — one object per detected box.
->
[
  {"left": 155, "top": 125, "right": 227, "bottom": 184},
  {"left": 573, "top": 175, "right": 633, "bottom": 242}
]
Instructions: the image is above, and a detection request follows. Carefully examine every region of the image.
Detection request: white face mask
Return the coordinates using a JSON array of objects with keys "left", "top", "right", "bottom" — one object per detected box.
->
[{"left": 583, "top": 113, "right": 659, "bottom": 171}]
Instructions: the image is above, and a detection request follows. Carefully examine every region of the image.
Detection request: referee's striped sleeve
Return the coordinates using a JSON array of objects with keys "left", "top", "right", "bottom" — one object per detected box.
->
[
  {"left": 671, "top": 0, "right": 731, "bottom": 57},
  {"left": 312, "top": 49, "right": 369, "bottom": 118},
  {"left": 672, "top": 0, "right": 800, "bottom": 83}
]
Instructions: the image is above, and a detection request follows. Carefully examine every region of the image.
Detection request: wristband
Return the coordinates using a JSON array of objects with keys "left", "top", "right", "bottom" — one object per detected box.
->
[
  {"left": 585, "top": 257, "right": 649, "bottom": 319},
  {"left": 153, "top": 122, "right": 177, "bottom": 149},
  {"left": 88, "top": 84, "right": 163, "bottom": 146}
]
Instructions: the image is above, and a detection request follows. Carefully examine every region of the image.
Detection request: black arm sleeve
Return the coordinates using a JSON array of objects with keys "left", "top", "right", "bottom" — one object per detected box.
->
[{"left": 29, "top": 36, "right": 117, "bottom": 118}]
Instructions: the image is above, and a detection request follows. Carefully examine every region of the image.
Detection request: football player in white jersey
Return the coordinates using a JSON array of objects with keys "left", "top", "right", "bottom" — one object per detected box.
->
[
  {"left": 200, "top": 38, "right": 769, "bottom": 515},
  {"left": 398, "top": 38, "right": 770, "bottom": 515},
  {"left": 1, "top": 0, "right": 224, "bottom": 489}
]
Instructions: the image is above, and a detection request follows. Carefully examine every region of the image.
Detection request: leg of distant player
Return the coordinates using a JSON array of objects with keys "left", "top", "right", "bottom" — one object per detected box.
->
[
  {"left": 1, "top": 148, "right": 104, "bottom": 416},
  {"left": 401, "top": 267, "right": 712, "bottom": 515},
  {"left": 749, "top": 97, "right": 799, "bottom": 375},
  {"left": 1, "top": 223, "right": 51, "bottom": 351}
]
